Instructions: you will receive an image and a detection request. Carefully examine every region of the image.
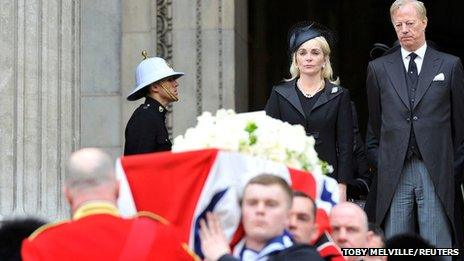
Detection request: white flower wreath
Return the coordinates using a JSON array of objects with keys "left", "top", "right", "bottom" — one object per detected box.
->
[{"left": 172, "top": 109, "right": 332, "bottom": 176}]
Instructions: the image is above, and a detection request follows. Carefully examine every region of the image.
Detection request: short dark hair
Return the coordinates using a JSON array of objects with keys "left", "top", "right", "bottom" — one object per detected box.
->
[
  {"left": 0, "top": 217, "right": 46, "bottom": 261},
  {"left": 293, "top": 191, "right": 317, "bottom": 219},
  {"left": 368, "top": 223, "right": 384, "bottom": 237},
  {"left": 245, "top": 174, "right": 293, "bottom": 207},
  {"left": 368, "top": 222, "right": 386, "bottom": 247},
  {"left": 141, "top": 86, "right": 150, "bottom": 98}
]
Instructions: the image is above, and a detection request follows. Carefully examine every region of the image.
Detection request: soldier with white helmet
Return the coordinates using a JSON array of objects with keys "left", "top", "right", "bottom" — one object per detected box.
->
[{"left": 124, "top": 52, "right": 184, "bottom": 155}]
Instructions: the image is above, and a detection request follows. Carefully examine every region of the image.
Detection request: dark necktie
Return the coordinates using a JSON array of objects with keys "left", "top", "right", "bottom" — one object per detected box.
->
[
  {"left": 406, "top": 52, "right": 421, "bottom": 159},
  {"left": 408, "top": 52, "right": 418, "bottom": 85}
]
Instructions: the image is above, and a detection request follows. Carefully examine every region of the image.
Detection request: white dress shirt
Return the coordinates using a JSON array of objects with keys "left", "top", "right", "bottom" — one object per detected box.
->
[{"left": 401, "top": 42, "right": 427, "bottom": 75}]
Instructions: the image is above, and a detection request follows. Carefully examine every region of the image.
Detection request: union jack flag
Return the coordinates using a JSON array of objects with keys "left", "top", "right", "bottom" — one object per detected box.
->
[{"left": 116, "top": 149, "right": 339, "bottom": 256}]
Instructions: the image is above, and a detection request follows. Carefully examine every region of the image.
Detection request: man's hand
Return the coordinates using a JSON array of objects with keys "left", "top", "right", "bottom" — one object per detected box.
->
[{"left": 199, "top": 212, "right": 231, "bottom": 261}]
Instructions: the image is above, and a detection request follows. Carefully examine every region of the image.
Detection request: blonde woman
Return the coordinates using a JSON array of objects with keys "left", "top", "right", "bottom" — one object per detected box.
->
[{"left": 265, "top": 22, "right": 353, "bottom": 202}]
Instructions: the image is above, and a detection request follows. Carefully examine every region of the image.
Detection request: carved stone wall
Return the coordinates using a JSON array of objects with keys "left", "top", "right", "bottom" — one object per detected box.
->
[
  {"left": 80, "top": 0, "right": 122, "bottom": 160},
  {"left": 170, "top": 0, "right": 248, "bottom": 136},
  {"left": 0, "top": 0, "right": 247, "bottom": 221},
  {"left": 122, "top": 0, "right": 248, "bottom": 138},
  {"left": 156, "top": 0, "right": 174, "bottom": 137},
  {"left": 0, "top": 0, "right": 81, "bottom": 220},
  {"left": 121, "top": 0, "right": 157, "bottom": 141}
]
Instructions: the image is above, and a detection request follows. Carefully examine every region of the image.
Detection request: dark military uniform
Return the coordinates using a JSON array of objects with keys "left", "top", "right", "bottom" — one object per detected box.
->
[{"left": 124, "top": 96, "right": 171, "bottom": 155}]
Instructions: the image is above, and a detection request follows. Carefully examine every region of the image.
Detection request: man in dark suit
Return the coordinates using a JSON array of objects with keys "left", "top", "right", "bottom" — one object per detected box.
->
[{"left": 366, "top": 0, "right": 464, "bottom": 251}]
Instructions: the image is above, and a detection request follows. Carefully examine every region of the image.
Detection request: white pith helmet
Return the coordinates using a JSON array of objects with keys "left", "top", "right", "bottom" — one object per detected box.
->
[{"left": 127, "top": 51, "right": 184, "bottom": 101}]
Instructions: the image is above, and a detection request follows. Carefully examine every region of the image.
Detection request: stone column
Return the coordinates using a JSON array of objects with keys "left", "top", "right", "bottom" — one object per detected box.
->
[
  {"left": 80, "top": 0, "right": 122, "bottom": 160},
  {"left": 120, "top": 0, "right": 157, "bottom": 144},
  {"left": 0, "top": 0, "right": 80, "bottom": 220},
  {"left": 171, "top": 0, "right": 248, "bottom": 137}
]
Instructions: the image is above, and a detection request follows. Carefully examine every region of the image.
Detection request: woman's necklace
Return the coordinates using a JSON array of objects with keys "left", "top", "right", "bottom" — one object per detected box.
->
[{"left": 297, "top": 79, "right": 325, "bottom": 98}]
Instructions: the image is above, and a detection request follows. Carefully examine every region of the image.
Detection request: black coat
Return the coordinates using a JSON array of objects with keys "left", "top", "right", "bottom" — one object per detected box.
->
[
  {"left": 347, "top": 102, "right": 373, "bottom": 200},
  {"left": 366, "top": 46, "right": 464, "bottom": 243},
  {"left": 124, "top": 97, "right": 171, "bottom": 155},
  {"left": 265, "top": 79, "right": 353, "bottom": 183},
  {"left": 364, "top": 123, "right": 379, "bottom": 223}
]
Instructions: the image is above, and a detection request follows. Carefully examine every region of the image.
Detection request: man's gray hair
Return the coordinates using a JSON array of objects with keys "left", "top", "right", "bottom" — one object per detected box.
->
[
  {"left": 66, "top": 148, "right": 115, "bottom": 192},
  {"left": 390, "top": 0, "right": 427, "bottom": 21}
]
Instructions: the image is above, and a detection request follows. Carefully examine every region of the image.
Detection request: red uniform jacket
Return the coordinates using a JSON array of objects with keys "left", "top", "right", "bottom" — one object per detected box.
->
[{"left": 21, "top": 202, "right": 198, "bottom": 261}]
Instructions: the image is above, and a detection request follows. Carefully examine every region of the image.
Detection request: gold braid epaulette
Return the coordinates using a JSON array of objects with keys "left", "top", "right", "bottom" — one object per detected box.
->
[
  {"left": 136, "top": 211, "right": 170, "bottom": 225},
  {"left": 182, "top": 243, "right": 201, "bottom": 261},
  {"left": 136, "top": 211, "right": 201, "bottom": 260},
  {"left": 28, "top": 220, "right": 69, "bottom": 241}
]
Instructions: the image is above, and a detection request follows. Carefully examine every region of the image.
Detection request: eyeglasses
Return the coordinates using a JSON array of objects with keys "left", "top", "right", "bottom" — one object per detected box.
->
[{"left": 394, "top": 20, "right": 417, "bottom": 30}]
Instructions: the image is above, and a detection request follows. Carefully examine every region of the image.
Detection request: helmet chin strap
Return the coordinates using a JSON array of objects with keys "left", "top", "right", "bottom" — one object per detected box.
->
[{"left": 159, "top": 82, "right": 179, "bottom": 102}]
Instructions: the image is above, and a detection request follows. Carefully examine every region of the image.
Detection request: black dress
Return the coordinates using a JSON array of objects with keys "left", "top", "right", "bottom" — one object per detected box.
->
[{"left": 124, "top": 97, "right": 171, "bottom": 155}]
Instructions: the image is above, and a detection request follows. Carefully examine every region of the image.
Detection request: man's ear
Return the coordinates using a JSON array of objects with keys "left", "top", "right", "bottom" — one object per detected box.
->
[
  {"left": 283, "top": 209, "right": 291, "bottom": 227},
  {"left": 149, "top": 83, "right": 160, "bottom": 93},
  {"left": 367, "top": 230, "right": 374, "bottom": 241},
  {"left": 64, "top": 186, "right": 73, "bottom": 206},
  {"left": 421, "top": 17, "right": 428, "bottom": 31},
  {"left": 114, "top": 180, "right": 120, "bottom": 199},
  {"left": 313, "top": 222, "right": 319, "bottom": 233},
  {"left": 310, "top": 222, "right": 320, "bottom": 243}
]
